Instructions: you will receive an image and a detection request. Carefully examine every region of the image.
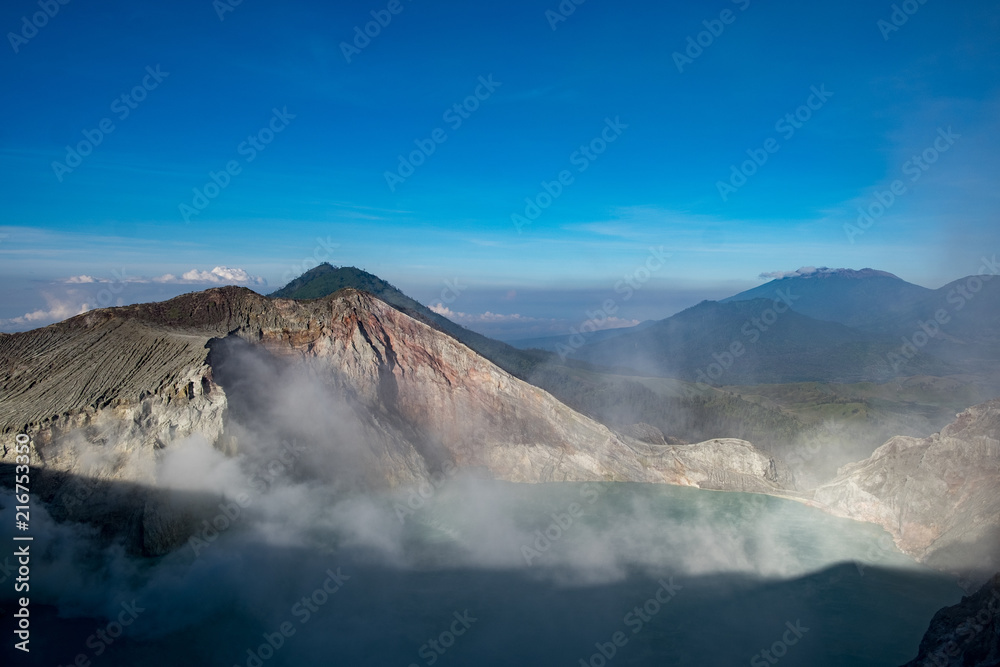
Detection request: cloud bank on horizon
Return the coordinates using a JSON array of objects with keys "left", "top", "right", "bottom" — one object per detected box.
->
[
  {"left": 0, "top": 266, "right": 267, "bottom": 331},
  {"left": 64, "top": 266, "right": 267, "bottom": 286}
]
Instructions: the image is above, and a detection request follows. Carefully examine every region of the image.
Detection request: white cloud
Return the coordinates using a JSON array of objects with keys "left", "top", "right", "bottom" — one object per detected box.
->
[
  {"left": 429, "top": 304, "right": 464, "bottom": 319},
  {"left": 62, "top": 270, "right": 141, "bottom": 285},
  {"left": 177, "top": 266, "right": 266, "bottom": 285},
  {"left": 60, "top": 267, "right": 267, "bottom": 286},
  {"left": 0, "top": 293, "right": 92, "bottom": 328},
  {"left": 3, "top": 266, "right": 265, "bottom": 332}
]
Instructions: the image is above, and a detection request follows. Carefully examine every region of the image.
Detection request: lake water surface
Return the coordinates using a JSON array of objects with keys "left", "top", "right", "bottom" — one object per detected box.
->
[{"left": 2, "top": 480, "right": 963, "bottom": 666}]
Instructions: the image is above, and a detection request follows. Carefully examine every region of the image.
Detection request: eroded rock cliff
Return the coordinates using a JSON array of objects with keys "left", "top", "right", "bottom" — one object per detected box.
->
[
  {"left": 814, "top": 398, "right": 1000, "bottom": 578},
  {"left": 901, "top": 572, "right": 1000, "bottom": 667}
]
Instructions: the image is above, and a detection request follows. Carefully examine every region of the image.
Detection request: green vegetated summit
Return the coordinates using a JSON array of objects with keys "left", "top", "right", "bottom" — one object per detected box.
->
[
  {"left": 270, "top": 263, "right": 544, "bottom": 378},
  {"left": 271, "top": 264, "right": 401, "bottom": 301}
]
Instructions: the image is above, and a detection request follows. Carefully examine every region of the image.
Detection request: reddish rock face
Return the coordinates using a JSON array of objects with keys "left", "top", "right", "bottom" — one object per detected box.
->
[{"left": 242, "top": 289, "right": 793, "bottom": 491}]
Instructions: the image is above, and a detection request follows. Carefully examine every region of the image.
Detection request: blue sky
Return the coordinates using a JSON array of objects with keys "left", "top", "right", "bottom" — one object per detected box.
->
[{"left": 1, "top": 0, "right": 998, "bottom": 337}]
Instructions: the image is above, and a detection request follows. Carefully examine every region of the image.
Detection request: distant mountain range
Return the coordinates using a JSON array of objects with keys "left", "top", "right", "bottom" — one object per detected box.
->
[
  {"left": 260, "top": 263, "right": 1000, "bottom": 460},
  {"left": 518, "top": 267, "right": 1000, "bottom": 385},
  {"left": 721, "top": 267, "right": 931, "bottom": 328},
  {"left": 725, "top": 267, "right": 1000, "bottom": 342},
  {"left": 568, "top": 298, "right": 947, "bottom": 384},
  {"left": 3, "top": 273, "right": 998, "bottom": 581}
]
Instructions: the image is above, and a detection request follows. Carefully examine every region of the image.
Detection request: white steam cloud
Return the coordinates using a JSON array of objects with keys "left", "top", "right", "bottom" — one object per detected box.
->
[{"left": 0, "top": 340, "right": 952, "bottom": 666}]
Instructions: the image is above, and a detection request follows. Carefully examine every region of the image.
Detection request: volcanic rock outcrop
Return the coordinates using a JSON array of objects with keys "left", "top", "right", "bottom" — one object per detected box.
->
[
  {"left": 901, "top": 573, "right": 1000, "bottom": 667},
  {"left": 814, "top": 398, "right": 1000, "bottom": 579}
]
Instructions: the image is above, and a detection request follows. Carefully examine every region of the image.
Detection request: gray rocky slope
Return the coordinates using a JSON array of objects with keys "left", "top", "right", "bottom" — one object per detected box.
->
[
  {"left": 814, "top": 397, "right": 1000, "bottom": 580},
  {"left": 0, "top": 287, "right": 792, "bottom": 553}
]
